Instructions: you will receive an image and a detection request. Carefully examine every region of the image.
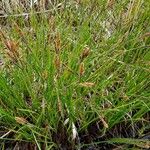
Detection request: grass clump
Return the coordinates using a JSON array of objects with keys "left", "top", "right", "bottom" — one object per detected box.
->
[{"left": 0, "top": 0, "right": 150, "bottom": 149}]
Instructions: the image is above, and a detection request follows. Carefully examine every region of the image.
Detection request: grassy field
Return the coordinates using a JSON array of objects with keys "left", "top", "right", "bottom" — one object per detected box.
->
[{"left": 0, "top": 0, "right": 150, "bottom": 149}]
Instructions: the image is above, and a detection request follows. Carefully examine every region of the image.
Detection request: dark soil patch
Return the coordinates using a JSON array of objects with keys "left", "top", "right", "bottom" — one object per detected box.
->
[{"left": 1, "top": 118, "right": 149, "bottom": 150}]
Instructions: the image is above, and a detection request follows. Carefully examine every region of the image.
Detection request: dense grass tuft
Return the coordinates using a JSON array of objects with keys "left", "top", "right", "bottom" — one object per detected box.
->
[{"left": 0, "top": 0, "right": 150, "bottom": 149}]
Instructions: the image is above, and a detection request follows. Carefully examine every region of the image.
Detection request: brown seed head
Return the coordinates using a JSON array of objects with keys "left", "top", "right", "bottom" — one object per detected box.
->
[
  {"left": 54, "top": 32, "right": 61, "bottom": 54},
  {"left": 4, "top": 40, "right": 19, "bottom": 62},
  {"left": 54, "top": 55, "right": 61, "bottom": 71},
  {"left": 79, "top": 82, "right": 95, "bottom": 87},
  {"left": 79, "top": 62, "right": 85, "bottom": 76},
  {"left": 15, "top": 117, "right": 28, "bottom": 125},
  {"left": 4, "top": 40, "right": 18, "bottom": 52},
  {"left": 80, "top": 47, "right": 90, "bottom": 61}
]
